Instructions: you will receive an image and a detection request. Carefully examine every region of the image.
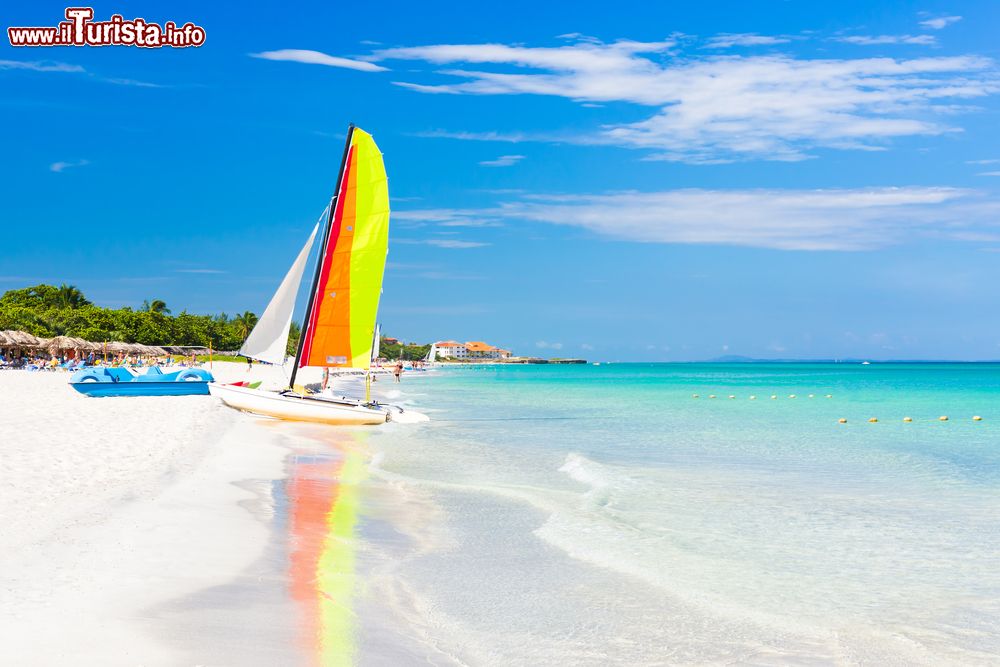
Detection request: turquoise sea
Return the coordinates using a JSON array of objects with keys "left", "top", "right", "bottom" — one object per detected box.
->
[{"left": 355, "top": 363, "right": 1000, "bottom": 664}]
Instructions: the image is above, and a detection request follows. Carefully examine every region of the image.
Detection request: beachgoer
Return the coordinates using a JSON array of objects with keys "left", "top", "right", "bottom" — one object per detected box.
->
[
  {"left": 246, "top": 356, "right": 253, "bottom": 372},
  {"left": 394, "top": 362, "right": 403, "bottom": 383},
  {"left": 322, "top": 367, "right": 330, "bottom": 390}
]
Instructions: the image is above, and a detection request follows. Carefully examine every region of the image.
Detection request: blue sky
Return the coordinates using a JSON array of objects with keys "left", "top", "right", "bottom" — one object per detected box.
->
[{"left": 3, "top": 1, "right": 1000, "bottom": 360}]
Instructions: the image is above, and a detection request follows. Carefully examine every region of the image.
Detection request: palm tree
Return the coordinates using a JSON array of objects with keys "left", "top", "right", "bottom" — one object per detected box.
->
[
  {"left": 286, "top": 320, "right": 301, "bottom": 357},
  {"left": 142, "top": 299, "right": 171, "bottom": 315},
  {"left": 55, "top": 283, "right": 90, "bottom": 309},
  {"left": 233, "top": 311, "right": 259, "bottom": 342}
]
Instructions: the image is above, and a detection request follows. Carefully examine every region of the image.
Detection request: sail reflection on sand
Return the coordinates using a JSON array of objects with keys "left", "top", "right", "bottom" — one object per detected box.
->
[{"left": 286, "top": 431, "right": 368, "bottom": 667}]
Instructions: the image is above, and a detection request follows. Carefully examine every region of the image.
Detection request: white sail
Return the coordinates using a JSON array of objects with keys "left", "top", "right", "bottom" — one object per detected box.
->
[
  {"left": 371, "top": 323, "right": 381, "bottom": 362},
  {"left": 239, "top": 223, "right": 319, "bottom": 365}
]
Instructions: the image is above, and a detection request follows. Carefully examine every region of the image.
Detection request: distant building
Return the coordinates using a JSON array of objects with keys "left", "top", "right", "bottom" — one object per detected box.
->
[
  {"left": 433, "top": 340, "right": 512, "bottom": 360},
  {"left": 434, "top": 340, "right": 468, "bottom": 359},
  {"left": 465, "top": 341, "right": 511, "bottom": 360},
  {"left": 382, "top": 337, "right": 399, "bottom": 345}
]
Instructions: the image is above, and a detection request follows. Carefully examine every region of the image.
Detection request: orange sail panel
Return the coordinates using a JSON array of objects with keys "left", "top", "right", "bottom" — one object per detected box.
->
[{"left": 300, "top": 129, "right": 389, "bottom": 369}]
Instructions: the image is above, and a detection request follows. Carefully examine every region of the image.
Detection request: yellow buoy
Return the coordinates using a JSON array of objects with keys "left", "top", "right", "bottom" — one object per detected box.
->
[
  {"left": 770, "top": 395, "right": 777, "bottom": 399},
  {"left": 869, "top": 417, "right": 878, "bottom": 423},
  {"left": 939, "top": 416, "right": 949, "bottom": 421},
  {"left": 728, "top": 395, "right": 736, "bottom": 399},
  {"left": 903, "top": 417, "right": 912, "bottom": 422},
  {"left": 973, "top": 416, "right": 983, "bottom": 421},
  {"left": 789, "top": 394, "right": 797, "bottom": 399},
  {"left": 838, "top": 418, "right": 847, "bottom": 423},
  {"left": 825, "top": 394, "right": 833, "bottom": 398},
  {"left": 709, "top": 394, "right": 716, "bottom": 399},
  {"left": 808, "top": 394, "right": 815, "bottom": 399},
  {"left": 750, "top": 395, "right": 757, "bottom": 400},
  {"left": 692, "top": 394, "right": 699, "bottom": 398}
]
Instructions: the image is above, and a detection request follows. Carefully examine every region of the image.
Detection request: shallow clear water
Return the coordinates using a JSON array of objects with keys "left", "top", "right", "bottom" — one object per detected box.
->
[{"left": 358, "top": 363, "right": 1000, "bottom": 665}]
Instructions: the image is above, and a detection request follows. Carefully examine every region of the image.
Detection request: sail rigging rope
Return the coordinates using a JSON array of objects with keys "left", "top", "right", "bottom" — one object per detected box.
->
[{"left": 276, "top": 203, "right": 331, "bottom": 373}]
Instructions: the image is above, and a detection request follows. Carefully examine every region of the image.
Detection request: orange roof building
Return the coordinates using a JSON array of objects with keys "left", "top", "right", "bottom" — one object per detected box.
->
[{"left": 432, "top": 340, "right": 512, "bottom": 360}]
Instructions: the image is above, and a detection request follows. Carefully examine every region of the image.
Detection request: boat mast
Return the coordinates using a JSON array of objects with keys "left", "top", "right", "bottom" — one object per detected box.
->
[{"left": 288, "top": 123, "right": 356, "bottom": 390}]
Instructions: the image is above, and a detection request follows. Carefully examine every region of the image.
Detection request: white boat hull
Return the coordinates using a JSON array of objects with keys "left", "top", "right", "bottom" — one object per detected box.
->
[{"left": 209, "top": 382, "right": 389, "bottom": 425}]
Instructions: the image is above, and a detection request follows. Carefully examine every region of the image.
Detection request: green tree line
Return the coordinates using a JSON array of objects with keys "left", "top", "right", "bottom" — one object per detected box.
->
[
  {"left": 1, "top": 284, "right": 427, "bottom": 359},
  {"left": 0, "top": 284, "right": 261, "bottom": 351},
  {"left": 379, "top": 338, "right": 430, "bottom": 361}
]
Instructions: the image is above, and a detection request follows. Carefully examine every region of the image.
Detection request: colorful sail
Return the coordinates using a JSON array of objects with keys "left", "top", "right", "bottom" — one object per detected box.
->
[
  {"left": 299, "top": 128, "right": 389, "bottom": 370},
  {"left": 239, "top": 223, "right": 319, "bottom": 365}
]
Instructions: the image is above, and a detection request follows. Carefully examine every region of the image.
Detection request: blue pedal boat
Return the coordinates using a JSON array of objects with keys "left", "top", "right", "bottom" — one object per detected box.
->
[{"left": 69, "top": 366, "right": 215, "bottom": 397}]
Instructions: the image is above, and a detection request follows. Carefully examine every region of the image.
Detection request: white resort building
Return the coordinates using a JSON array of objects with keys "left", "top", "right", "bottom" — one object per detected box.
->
[{"left": 431, "top": 340, "right": 512, "bottom": 361}]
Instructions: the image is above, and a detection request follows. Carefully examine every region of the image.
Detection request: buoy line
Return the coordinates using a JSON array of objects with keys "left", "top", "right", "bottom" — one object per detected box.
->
[{"left": 837, "top": 416, "right": 984, "bottom": 424}]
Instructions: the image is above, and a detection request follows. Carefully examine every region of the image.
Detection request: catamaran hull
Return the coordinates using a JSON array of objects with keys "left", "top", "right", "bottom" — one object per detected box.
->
[
  {"left": 71, "top": 382, "right": 211, "bottom": 397},
  {"left": 69, "top": 368, "right": 214, "bottom": 397},
  {"left": 208, "top": 382, "right": 389, "bottom": 425}
]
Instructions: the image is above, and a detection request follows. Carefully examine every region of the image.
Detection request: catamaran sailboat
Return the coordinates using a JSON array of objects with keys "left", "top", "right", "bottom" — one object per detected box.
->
[{"left": 209, "top": 125, "right": 421, "bottom": 425}]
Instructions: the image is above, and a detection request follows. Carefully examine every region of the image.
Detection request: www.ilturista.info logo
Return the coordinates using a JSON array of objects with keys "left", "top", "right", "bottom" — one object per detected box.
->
[{"left": 8, "top": 8, "right": 206, "bottom": 48}]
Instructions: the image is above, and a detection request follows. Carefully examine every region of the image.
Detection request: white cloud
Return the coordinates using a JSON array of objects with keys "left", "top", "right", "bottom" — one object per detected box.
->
[
  {"left": 920, "top": 16, "right": 962, "bottom": 30},
  {"left": 836, "top": 35, "right": 937, "bottom": 46},
  {"left": 371, "top": 39, "right": 999, "bottom": 162},
  {"left": 49, "top": 159, "right": 89, "bottom": 173},
  {"left": 704, "top": 33, "right": 791, "bottom": 49},
  {"left": 396, "top": 238, "right": 490, "bottom": 248},
  {"left": 410, "top": 186, "right": 1000, "bottom": 251},
  {"left": 581, "top": 343, "right": 595, "bottom": 351},
  {"left": 479, "top": 154, "right": 525, "bottom": 167},
  {"left": 978, "top": 171, "right": 1000, "bottom": 177},
  {"left": 1, "top": 59, "right": 164, "bottom": 87},
  {"left": 415, "top": 129, "right": 533, "bottom": 142},
  {"left": 0, "top": 59, "right": 83, "bottom": 73},
  {"left": 102, "top": 77, "right": 164, "bottom": 88},
  {"left": 394, "top": 209, "right": 503, "bottom": 227},
  {"left": 425, "top": 239, "right": 489, "bottom": 248},
  {"left": 536, "top": 341, "right": 563, "bottom": 350},
  {"left": 175, "top": 268, "right": 227, "bottom": 274},
  {"left": 967, "top": 159, "right": 1000, "bottom": 164},
  {"left": 377, "top": 39, "right": 676, "bottom": 71},
  {"left": 249, "top": 49, "right": 387, "bottom": 72}
]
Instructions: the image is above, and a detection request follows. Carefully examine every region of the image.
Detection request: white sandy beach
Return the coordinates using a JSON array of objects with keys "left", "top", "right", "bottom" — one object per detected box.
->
[{"left": 0, "top": 362, "right": 394, "bottom": 665}]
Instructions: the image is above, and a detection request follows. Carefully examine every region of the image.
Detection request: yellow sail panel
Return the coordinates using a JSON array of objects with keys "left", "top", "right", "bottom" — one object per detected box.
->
[{"left": 300, "top": 128, "right": 389, "bottom": 369}]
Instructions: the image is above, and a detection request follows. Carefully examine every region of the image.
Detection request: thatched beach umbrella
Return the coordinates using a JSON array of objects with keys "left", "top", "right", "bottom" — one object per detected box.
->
[
  {"left": 0, "top": 331, "right": 10, "bottom": 347},
  {"left": 107, "top": 341, "right": 130, "bottom": 353},
  {"left": 3, "top": 330, "right": 42, "bottom": 348},
  {"left": 46, "top": 336, "right": 78, "bottom": 353}
]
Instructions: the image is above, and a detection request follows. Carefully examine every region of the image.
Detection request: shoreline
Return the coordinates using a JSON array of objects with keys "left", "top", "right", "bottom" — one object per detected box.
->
[
  {"left": 0, "top": 367, "right": 289, "bottom": 663},
  {"left": 3, "top": 362, "right": 996, "bottom": 664},
  {"left": 0, "top": 361, "right": 439, "bottom": 664}
]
